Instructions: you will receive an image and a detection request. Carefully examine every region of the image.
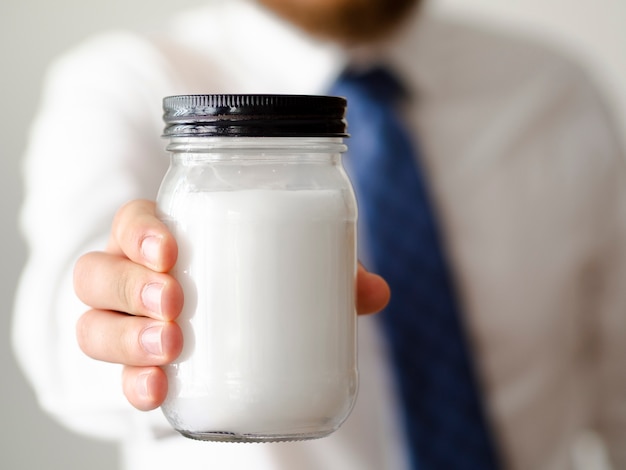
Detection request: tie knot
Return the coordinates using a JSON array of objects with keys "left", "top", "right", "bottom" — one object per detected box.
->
[{"left": 334, "top": 66, "right": 406, "bottom": 104}]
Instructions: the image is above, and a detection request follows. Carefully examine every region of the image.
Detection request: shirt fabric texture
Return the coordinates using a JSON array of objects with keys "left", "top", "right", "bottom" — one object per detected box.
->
[{"left": 12, "top": 1, "right": 626, "bottom": 469}]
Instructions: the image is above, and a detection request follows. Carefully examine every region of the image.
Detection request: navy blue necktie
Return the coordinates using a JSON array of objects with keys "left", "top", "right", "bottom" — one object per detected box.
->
[{"left": 330, "top": 67, "right": 501, "bottom": 470}]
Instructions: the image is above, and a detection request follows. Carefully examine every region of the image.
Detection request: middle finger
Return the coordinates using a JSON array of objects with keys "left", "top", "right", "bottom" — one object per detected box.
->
[{"left": 74, "top": 251, "right": 183, "bottom": 321}]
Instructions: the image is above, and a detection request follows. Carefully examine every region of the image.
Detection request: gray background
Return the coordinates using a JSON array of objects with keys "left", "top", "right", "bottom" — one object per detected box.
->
[{"left": 1, "top": 1, "right": 624, "bottom": 469}]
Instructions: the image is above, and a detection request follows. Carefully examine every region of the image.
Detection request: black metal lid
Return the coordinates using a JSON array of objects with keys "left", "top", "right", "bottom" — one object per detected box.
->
[{"left": 163, "top": 94, "right": 348, "bottom": 137}]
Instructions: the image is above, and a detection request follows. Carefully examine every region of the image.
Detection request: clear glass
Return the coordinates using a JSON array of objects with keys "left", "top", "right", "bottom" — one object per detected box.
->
[{"left": 156, "top": 136, "right": 358, "bottom": 442}]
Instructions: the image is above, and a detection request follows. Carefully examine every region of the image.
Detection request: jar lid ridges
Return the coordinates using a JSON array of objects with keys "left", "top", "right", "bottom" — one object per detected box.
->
[{"left": 163, "top": 94, "right": 348, "bottom": 138}]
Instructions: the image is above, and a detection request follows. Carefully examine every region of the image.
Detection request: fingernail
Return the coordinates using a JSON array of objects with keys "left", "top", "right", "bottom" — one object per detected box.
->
[
  {"left": 142, "top": 283, "right": 163, "bottom": 317},
  {"left": 141, "top": 325, "right": 163, "bottom": 356},
  {"left": 141, "top": 236, "right": 161, "bottom": 267},
  {"left": 137, "top": 372, "right": 151, "bottom": 400}
]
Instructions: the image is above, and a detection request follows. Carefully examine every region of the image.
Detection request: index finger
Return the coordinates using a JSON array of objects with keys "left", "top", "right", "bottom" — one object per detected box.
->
[{"left": 108, "top": 199, "right": 177, "bottom": 273}]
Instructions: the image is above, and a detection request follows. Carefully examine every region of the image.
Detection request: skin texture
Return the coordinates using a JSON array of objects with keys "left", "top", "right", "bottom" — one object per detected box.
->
[
  {"left": 258, "top": 0, "right": 421, "bottom": 44},
  {"left": 74, "top": 200, "right": 390, "bottom": 410}
]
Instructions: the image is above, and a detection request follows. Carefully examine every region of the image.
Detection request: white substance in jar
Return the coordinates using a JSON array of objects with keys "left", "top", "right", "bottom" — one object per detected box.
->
[{"left": 160, "top": 188, "right": 357, "bottom": 440}]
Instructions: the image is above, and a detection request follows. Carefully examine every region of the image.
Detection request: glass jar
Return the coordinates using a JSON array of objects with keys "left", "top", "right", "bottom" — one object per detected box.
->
[{"left": 156, "top": 95, "right": 358, "bottom": 442}]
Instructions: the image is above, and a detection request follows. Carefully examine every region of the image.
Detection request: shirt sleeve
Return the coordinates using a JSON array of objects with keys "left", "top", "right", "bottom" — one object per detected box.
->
[{"left": 11, "top": 31, "right": 175, "bottom": 440}]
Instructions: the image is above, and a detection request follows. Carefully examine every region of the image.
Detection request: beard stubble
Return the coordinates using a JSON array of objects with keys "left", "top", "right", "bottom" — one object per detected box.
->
[{"left": 257, "top": 0, "right": 421, "bottom": 44}]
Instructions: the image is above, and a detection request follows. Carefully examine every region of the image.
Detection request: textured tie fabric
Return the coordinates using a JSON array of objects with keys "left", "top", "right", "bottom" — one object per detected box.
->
[{"left": 330, "top": 67, "right": 501, "bottom": 469}]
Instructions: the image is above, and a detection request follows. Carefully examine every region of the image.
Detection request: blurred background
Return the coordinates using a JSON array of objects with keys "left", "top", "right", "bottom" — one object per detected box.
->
[{"left": 1, "top": 1, "right": 624, "bottom": 469}]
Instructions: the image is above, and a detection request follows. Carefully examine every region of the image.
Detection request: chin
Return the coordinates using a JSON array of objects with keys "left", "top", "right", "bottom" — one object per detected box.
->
[{"left": 258, "top": 0, "right": 420, "bottom": 44}]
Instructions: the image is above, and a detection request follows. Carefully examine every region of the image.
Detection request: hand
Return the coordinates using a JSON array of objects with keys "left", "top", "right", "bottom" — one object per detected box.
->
[{"left": 74, "top": 199, "right": 390, "bottom": 411}]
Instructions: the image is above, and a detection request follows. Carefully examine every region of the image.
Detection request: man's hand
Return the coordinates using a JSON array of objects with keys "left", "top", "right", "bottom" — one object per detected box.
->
[{"left": 73, "top": 199, "right": 390, "bottom": 411}]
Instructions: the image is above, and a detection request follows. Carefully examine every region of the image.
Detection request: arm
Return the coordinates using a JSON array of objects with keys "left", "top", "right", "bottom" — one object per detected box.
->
[{"left": 12, "top": 31, "right": 178, "bottom": 439}]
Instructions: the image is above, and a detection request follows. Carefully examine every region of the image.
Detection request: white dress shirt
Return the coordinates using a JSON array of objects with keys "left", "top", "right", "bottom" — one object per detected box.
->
[{"left": 12, "top": 1, "right": 626, "bottom": 469}]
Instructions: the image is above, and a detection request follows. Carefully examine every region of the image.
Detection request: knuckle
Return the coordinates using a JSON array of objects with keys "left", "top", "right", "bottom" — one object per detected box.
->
[
  {"left": 111, "top": 202, "right": 132, "bottom": 242},
  {"left": 75, "top": 310, "right": 97, "bottom": 358},
  {"left": 114, "top": 268, "right": 143, "bottom": 315},
  {"left": 121, "top": 326, "right": 140, "bottom": 362},
  {"left": 114, "top": 200, "right": 162, "bottom": 264},
  {"left": 73, "top": 252, "right": 95, "bottom": 299},
  {"left": 114, "top": 205, "right": 140, "bottom": 250}
]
